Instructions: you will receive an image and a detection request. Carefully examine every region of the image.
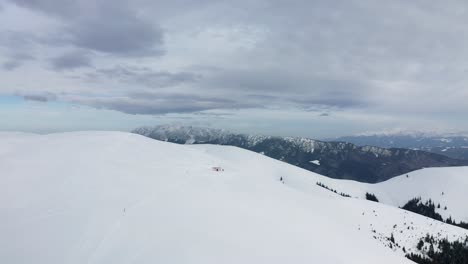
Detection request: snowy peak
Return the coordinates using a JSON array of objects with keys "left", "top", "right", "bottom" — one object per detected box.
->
[
  {"left": 133, "top": 125, "right": 271, "bottom": 146},
  {"left": 133, "top": 125, "right": 228, "bottom": 143}
]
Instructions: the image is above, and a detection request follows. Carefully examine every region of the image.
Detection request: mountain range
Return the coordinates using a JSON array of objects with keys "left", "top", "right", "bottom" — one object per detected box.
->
[
  {"left": 133, "top": 125, "right": 468, "bottom": 183},
  {"left": 329, "top": 133, "right": 468, "bottom": 160}
]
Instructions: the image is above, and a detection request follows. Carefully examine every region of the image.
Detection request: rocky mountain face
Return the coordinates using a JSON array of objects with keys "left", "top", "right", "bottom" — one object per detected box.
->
[
  {"left": 330, "top": 134, "right": 468, "bottom": 160},
  {"left": 133, "top": 125, "right": 468, "bottom": 183}
]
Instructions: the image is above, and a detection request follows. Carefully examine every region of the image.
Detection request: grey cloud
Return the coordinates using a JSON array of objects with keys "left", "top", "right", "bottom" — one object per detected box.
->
[
  {"left": 2, "top": 60, "right": 21, "bottom": 71},
  {"left": 0, "top": 31, "right": 39, "bottom": 69},
  {"left": 11, "top": 53, "right": 35, "bottom": 61},
  {"left": 8, "top": 0, "right": 79, "bottom": 16},
  {"left": 88, "top": 66, "right": 200, "bottom": 88},
  {"left": 69, "top": 93, "right": 256, "bottom": 115},
  {"left": 8, "top": 0, "right": 165, "bottom": 56},
  {"left": 0, "top": 31, "right": 36, "bottom": 49},
  {"left": 3, "top": 0, "right": 468, "bottom": 132},
  {"left": 179, "top": 0, "right": 468, "bottom": 86},
  {"left": 21, "top": 93, "right": 57, "bottom": 102},
  {"left": 69, "top": 15, "right": 163, "bottom": 56},
  {"left": 23, "top": 95, "right": 50, "bottom": 102},
  {"left": 1, "top": 53, "right": 35, "bottom": 71},
  {"left": 203, "top": 68, "right": 370, "bottom": 108},
  {"left": 291, "top": 92, "right": 366, "bottom": 109},
  {"left": 192, "top": 112, "right": 235, "bottom": 118},
  {"left": 50, "top": 51, "right": 92, "bottom": 70},
  {"left": 78, "top": 65, "right": 370, "bottom": 113}
]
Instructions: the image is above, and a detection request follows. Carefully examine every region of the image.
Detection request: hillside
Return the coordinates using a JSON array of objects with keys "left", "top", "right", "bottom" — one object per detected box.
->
[
  {"left": 1, "top": 132, "right": 467, "bottom": 263},
  {"left": 132, "top": 125, "right": 468, "bottom": 183},
  {"left": 311, "top": 167, "right": 468, "bottom": 223}
]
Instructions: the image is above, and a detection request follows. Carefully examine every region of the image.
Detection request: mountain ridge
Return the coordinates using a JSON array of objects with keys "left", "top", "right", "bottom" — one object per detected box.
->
[
  {"left": 133, "top": 125, "right": 468, "bottom": 183},
  {"left": 328, "top": 134, "right": 468, "bottom": 160}
]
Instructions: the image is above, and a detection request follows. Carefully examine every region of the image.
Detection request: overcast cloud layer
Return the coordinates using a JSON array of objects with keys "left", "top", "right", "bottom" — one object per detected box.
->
[{"left": 1, "top": 0, "right": 468, "bottom": 135}]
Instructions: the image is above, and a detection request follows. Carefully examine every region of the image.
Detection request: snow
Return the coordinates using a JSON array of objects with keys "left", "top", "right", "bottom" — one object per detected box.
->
[
  {"left": 309, "top": 160, "right": 320, "bottom": 165},
  {"left": 309, "top": 167, "right": 468, "bottom": 222},
  {"left": 1, "top": 132, "right": 467, "bottom": 264},
  {"left": 361, "top": 145, "right": 392, "bottom": 156}
]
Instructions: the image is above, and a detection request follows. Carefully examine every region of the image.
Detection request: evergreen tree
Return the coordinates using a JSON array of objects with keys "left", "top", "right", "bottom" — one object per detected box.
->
[
  {"left": 365, "top": 192, "right": 379, "bottom": 202},
  {"left": 417, "top": 239, "right": 424, "bottom": 250},
  {"left": 401, "top": 197, "right": 443, "bottom": 222},
  {"left": 407, "top": 236, "right": 468, "bottom": 264}
]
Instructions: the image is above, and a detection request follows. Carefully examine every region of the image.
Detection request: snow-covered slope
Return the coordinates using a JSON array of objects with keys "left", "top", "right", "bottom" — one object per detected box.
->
[
  {"left": 1, "top": 132, "right": 467, "bottom": 264},
  {"left": 313, "top": 167, "right": 468, "bottom": 222}
]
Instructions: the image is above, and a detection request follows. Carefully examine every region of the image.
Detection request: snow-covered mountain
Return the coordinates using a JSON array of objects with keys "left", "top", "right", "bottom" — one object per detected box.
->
[
  {"left": 1, "top": 131, "right": 467, "bottom": 263},
  {"left": 330, "top": 133, "right": 468, "bottom": 160},
  {"left": 133, "top": 125, "right": 468, "bottom": 183}
]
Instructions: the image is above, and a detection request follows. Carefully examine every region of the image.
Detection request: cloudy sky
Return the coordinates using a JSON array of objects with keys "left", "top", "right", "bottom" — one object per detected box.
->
[{"left": 1, "top": 0, "right": 468, "bottom": 138}]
